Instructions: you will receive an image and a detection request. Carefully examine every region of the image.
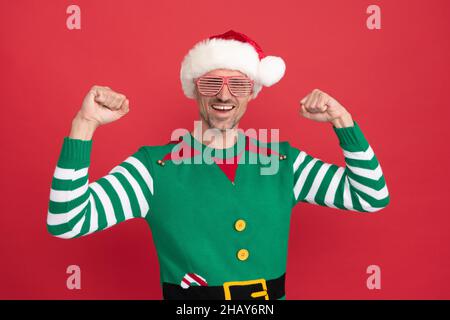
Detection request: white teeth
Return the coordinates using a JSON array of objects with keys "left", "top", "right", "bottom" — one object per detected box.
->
[{"left": 211, "top": 105, "right": 234, "bottom": 111}]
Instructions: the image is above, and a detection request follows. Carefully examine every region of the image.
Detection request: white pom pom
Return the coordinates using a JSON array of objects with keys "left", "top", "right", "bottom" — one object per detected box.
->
[{"left": 258, "top": 56, "right": 286, "bottom": 87}]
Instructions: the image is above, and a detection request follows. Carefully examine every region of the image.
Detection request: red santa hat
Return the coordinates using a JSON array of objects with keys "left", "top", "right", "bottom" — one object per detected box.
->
[{"left": 180, "top": 30, "right": 286, "bottom": 99}]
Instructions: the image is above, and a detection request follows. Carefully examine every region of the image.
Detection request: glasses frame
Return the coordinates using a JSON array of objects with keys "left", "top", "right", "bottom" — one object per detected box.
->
[{"left": 194, "top": 75, "right": 254, "bottom": 97}]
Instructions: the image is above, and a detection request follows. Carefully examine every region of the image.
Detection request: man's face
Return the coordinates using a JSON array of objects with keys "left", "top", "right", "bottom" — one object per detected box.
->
[{"left": 194, "top": 69, "right": 253, "bottom": 131}]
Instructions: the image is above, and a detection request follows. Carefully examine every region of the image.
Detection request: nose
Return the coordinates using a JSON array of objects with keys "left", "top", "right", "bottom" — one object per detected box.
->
[{"left": 216, "top": 82, "right": 233, "bottom": 101}]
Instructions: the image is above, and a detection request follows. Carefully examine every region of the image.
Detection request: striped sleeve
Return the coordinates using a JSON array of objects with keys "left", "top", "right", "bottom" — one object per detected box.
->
[
  {"left": 291, "top": 120, "right": 390, "bottom": 212},
  {"left": 47, "top": 137, "right": 154, "bottom": 239}
]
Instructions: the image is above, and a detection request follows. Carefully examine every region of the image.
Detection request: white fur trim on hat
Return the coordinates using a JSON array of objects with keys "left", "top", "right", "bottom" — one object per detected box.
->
[
  {"left": 259, "top": 56, "right": 286, "bottom": 87},
  {"left": 180, "top": 38, "right": 285, "bottom": 99}
]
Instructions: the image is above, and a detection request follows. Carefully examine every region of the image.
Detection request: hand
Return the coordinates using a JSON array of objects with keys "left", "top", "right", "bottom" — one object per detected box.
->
[
  {"left": 300, "top": 89, "right": 354, "bottom": 128},
  {"left": 76, "top": 85, "right": 130, "bottom": 128}
]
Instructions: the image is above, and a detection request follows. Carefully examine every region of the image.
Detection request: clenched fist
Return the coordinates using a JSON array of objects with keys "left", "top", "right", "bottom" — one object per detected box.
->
[
  {"left": 78, "top": 85, "right": 130, "bottom": 126},
  {"left": 70, "top": 85, "right": 130, "bottom": 140},
  {"left": 299, "top": 89, "right": 354, "bottom": 128}
]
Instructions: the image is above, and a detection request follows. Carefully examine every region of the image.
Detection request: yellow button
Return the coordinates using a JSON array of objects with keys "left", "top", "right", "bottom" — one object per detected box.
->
[
  {"left": 237, "top": 249, "right": 249, "bottom": 261},
  {"left": 234, "top": 219, "right": 246, "bottom": 232}
]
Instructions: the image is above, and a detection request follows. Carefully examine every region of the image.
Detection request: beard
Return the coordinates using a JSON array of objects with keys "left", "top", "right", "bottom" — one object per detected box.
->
[
  {"left": 207, "top": 119, "right": 238, "bottom": 132},
  {"left": 200, "top": 109, "right": 239, "bottom": 132}
]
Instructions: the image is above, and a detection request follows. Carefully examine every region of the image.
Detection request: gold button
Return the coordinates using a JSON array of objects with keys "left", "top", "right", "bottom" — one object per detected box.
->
[
  {"left": 237, "top": 249, "right": 249, "bottom": 261},
  {"left": 234, "top": 219, "right": 246, "bottom": 232}
]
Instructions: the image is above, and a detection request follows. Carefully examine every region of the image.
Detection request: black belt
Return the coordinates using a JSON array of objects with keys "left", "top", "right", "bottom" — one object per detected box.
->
[{"left": 162, "top": 273, "right": 285, "bottom": 300}]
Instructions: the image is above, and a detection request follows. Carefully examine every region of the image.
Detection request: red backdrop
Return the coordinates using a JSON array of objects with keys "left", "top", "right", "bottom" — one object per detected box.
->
[{"left": 1, "top": 0, "right": 449, "bottom": 299}]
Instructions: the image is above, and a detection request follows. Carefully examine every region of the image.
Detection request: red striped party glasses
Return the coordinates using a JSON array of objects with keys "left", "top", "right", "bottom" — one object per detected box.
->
[{"left": 195, "top": 75, "right": 254, "bottom": 97}]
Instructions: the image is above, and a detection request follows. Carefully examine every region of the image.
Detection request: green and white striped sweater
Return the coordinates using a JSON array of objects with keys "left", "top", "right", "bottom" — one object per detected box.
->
[{"left": 47, "top": 120, "right": 390, "bottom": 295}]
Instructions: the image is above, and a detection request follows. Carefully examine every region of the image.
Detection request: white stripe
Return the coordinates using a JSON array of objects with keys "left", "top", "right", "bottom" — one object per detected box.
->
[
  {"left": 47, "top": 196, "right": 90, "bottom": 226},
  {"left": 124, "top": 157, "right": 154, "bottom": 195},
  {"left": 323, "top": 167, "right": 345, "bottom": 208},
  {"left": 56, "top": 214, "right": 86, "bottom": 239},
  {"left": 54, "top": 166, "right": 88, "bottom": 181},
  {"left": 184, "top": 274, "right": 199, "bottom": 286},
  {"left": 50, "top": 181, "right": 88, "bottom": 203},
  {"left": 293, "top": 158, "right": 319, "bottom": 200},
  {"left": 293, "top": 151, "right": 307, "bottom": 173},
  {"left": 89, "top": 182, "right": 117, "bottom": 227},
  {"left": 104, "top": 174, "right": 133, "bottom": 220},
  {"left": 343, "top": 177, "right": 354, "bottom": 210},
  {"left": 343, "top": 145, "right": 374, "bottom": 161},
  {"left": 355, "top": 193, "right": 384, "bottom": 212},
  {"left": 73, "top": 167, "right": 89, "bottom": 180},
  {"left": 347, "top": 163, "right": 383, "bottom": 180},
  {"left": 304, "top": 163, "right": 332, "bottom": 204},
  {"left": 110, "top": 166, "right": 150, "bottom": 218},
  {"left": 87, "top": 194, "right": 99, "bottom": 234},
  {"left": 348, "top": 176, "right": 389, "bottom": 200}
]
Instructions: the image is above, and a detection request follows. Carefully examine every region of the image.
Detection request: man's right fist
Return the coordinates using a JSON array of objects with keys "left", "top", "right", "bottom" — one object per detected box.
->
[{"left": 77, "top": 85, "right": 130, "bottom": 127}]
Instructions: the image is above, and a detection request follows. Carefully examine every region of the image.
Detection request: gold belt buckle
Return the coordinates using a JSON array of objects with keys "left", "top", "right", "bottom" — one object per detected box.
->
[{"left": 223, "top": 278, "right": 269, "bottom": 300}]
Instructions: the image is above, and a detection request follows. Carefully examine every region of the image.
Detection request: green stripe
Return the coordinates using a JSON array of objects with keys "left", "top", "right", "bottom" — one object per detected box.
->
[
  {"left": 347, "top": 171, "right": 387, "bottom": 191},
  {"left": 79, "top": 201, "right": 92, "bottom": 236},
  {"left": 49, "top": 191, "right": 89, "bottom": 214},
  {"left": 344, "top": 157, "right": 379, "bottom": 169},
  {"left": 293, "top": 153, "right": 313, "bottom": 186},
  {"left": 55, "top": 162, "right": 90, "bottom": 170},
  {"left": 349, "top": 183, "right": 364, "bottom": 212},
  {"left": 47, "top": 207, "right": 85, "bottom": 236},
  {"left": 121, "top": 162, "right": 152, "bottom": 198},
  {"left": 96, "top": 178, "right": 125, "bottom": 222},
  {"left": 111, "top": 171, "right": 142, "bottom": 218},
  {"left": 332, "top": 173, "right": 347, "bottom": 209},
  {"left": 91, "top": 188, "right": 107, "bottom": 230},
  {"left": 314, "top": 165, "right": 339, "bottom": 206},
  {"left": 298, "top": 160, "right": 322, "bottom": 201},
  {"left": 339, "top": 143, "right": 369, "bottom": 152},
  {"left": 51, "top": 175, "right": 88, "bottom": 191},
  {"left": 352, "top": 185, "right": 390, "bottom": 207}
]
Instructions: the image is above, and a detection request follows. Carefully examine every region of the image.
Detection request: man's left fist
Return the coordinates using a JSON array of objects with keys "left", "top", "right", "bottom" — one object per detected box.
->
[{"left": 300, "top": 89, "right": 354, "bottom": 128}]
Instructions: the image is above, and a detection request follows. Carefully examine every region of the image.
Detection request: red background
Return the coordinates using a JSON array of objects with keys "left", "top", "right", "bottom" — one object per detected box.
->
[{"left": 1, "top": 0, "right": 449, "bottom": 299}]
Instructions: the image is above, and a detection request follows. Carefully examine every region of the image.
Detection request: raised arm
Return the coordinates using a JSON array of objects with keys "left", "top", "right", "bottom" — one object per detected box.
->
[
  {"left": 291, "top": 120, "right": 390, "bottom": 212},
  {"left": 291, "top": 89, "right": 390, "bottom": 212},
  {"left": 47, "top": 86, "right": 154, "bottom": 239}
]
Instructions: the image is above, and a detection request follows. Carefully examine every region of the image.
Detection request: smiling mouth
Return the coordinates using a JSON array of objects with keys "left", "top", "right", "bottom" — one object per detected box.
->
[{"left": 210, "top": 104, "right": 236, "bottom": 112}]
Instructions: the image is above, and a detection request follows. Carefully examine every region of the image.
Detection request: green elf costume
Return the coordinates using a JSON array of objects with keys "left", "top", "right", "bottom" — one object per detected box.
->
[{"left": 47, "top": 30, "right": 390, "bottom": 300}]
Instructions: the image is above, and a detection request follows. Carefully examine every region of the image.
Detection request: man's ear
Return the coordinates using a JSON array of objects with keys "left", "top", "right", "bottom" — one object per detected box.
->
[{"left": 194, "top": 87, "right": 200, "bottom": 100}]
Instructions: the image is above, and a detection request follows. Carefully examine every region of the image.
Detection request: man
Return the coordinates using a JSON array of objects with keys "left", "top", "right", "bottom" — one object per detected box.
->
[{"left": 47, "top": 30, "right": 390, "bottom": 300}]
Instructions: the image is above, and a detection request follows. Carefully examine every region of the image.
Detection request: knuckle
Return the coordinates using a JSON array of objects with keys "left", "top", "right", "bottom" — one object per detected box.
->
[{"left": 115, "top": 95, "right": 123, "bottom": 104}]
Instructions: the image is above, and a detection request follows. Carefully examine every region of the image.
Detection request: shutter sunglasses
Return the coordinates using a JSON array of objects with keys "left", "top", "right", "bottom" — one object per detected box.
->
[{"left": 195, "top": 75, "right": 254, "bottom": 97}]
